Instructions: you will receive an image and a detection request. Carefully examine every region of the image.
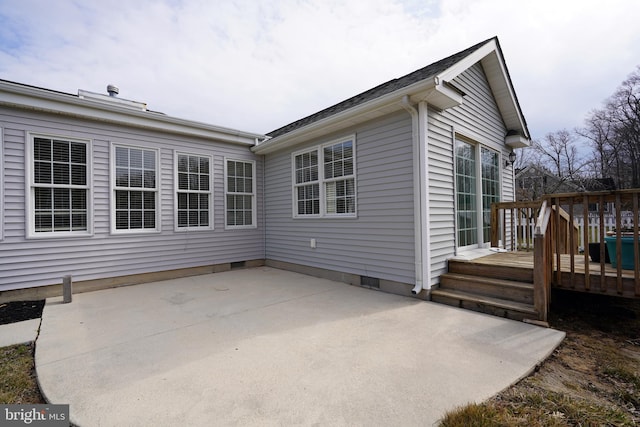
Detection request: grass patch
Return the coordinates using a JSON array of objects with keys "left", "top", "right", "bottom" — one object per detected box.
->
[
  {"left": 439, "top": 403, "right": 498, "bottom": 427},
  {"left": 442, "top": 389, "right": 632, "bottom": 427},
  {"left": 439, "top": 291, "right": 640, "bottom": 426},
  {"left": 0, "top": 343, "right": 45, "bottom": 404}
]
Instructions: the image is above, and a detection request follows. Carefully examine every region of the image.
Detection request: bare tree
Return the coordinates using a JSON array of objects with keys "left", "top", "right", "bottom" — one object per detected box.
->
[
  {"left": 582, "top": 66, "right": 640, "bottom": 189},
  {"left": 533, "top": 129, "right": 587, "bottom": 184}
]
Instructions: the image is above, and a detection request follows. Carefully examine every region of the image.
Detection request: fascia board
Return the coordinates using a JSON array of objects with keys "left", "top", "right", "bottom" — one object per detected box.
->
[
  {"left": 0, "top": 83, "right": 264, "bottom": 146},
  {"left": 435, "top": 39, "right": 530, "bottom": 141},
  {"left": 435, "top": 39, "right": 498, "bottom": 83},
  {"left": 252, "top": 79, "right": 438, "bottom": 155},
  {"left": 481, "top": 53, "right": 530, "bottom": 140}
]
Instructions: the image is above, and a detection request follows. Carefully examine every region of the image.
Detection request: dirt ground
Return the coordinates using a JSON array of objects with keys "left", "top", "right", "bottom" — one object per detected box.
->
[
  {"left": 0, "top": 300, "right": 44, "bottom": 325},
  {"left": 484, "top": 290, "right": 640, "bottom": 425}
]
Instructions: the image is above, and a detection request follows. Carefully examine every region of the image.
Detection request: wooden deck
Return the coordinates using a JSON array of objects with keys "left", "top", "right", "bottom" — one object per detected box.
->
[{"left": 470, "top": 251, "right": 639, "bottom": 298}]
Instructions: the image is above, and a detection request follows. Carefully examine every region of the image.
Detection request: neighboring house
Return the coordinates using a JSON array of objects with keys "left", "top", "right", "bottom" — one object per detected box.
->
[
  {"left": 515, "top": 165, "right": 581, "bottom": 201},
  {"left": 0, "top": 36, "right": 530, "bottom": 299},
  {"left": 516, "top": 165, "right": 617, "bottom": 203}
]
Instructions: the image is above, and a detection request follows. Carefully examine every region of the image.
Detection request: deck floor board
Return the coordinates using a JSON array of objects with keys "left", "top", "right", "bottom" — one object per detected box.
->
[{"left": 471, "top": 252, "right": 637, "bottom": 280}]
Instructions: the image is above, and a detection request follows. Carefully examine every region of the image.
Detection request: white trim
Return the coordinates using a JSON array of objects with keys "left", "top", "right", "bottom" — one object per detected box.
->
[
  {"left": 417, "top": 102, "right": 431, "bottom": 289},
  {"left": 437, "top": 39, "right": 530, "bottom": 142},
  {"left": 291, "top": 135, "right": 357, "bottom": 219},
  {"left": 224, "top": 158, "right": 257, "bottom": 230},
  {"left": 173, "top": 150, "right": 214, "bottom": 232},
  {"left": 0, "top": 80, "right": 264, "bottom": 146},
  {"left": 253, "top": 84, "right": 438, "bottom": 155},
  {"left": 25, "top": 132, "right": 94, "bottom": 239},
  {"left": 109, "top": 142, "right": 161, "bottom": 234},
  {"left": 290, "top": 149, "right": 321, "bottom": 218},
  {"left": 453, "top": 136, "right": 501, "bottom": 251}
]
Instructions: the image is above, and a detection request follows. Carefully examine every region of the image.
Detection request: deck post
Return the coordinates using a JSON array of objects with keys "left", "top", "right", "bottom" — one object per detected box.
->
[
  {"left": 490, "top": 203, "right": 499, "bottom": 247},
  {"left": 533, "top": 230, "right": 548, "bottom": 321}
]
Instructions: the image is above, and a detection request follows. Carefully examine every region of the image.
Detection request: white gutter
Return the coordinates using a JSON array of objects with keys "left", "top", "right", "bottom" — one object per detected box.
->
[
  {"left": 400, "top": 96, "right": 429, "bottom": 296},
  {"left": 0, "top": 81, "right": 264, "bottom": 145},
  {"left": 253, "top": 78, "right": 439, "bottom": 155}
]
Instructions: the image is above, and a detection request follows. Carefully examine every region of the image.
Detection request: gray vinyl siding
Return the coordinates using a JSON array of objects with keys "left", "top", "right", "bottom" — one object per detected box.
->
[
  {"left": 264, "top": 111, "right": 416, "bottom": 284},
  {"left": 0, "top": 108, "right": 264, "bottom": 291},
  {"left": 427, "top": 62, "right": 509, "bottom": 285}
]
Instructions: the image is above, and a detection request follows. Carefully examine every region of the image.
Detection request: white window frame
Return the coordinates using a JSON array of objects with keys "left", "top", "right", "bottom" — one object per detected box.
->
[
  {"left": 174, "top": 150, "right": 213, "bottom": 231},
  {"left": 291, "top": 135, "right": 357, "bottom": 219},
  {"left": 454, "top": 136, "right": 502, "bottom": 250},
  {"left": 25, "top": 132, "right": 93, "bottom": 239},
  {"left": 110, "top": 143, "right": 160, "bottom": 234},
  {"left": 224, "top": 158, "right": 257, "bottom": 229}
]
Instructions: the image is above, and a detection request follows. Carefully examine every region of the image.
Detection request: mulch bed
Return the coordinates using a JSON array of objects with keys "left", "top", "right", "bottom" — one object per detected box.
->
[{"left": 0, "top": 301, "right": 45, "bottom": 326}]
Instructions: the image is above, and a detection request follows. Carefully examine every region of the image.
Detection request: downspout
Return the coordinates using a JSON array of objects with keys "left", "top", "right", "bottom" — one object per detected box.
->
[
  {"left": 417, "top": 101, "right": 431, "bottom": 294},
  {"left": 400, "top": 95, "right": 426, "bottom": 296},
  {"left": 261, "top": 154, "right": 267, "bottom": 262}
]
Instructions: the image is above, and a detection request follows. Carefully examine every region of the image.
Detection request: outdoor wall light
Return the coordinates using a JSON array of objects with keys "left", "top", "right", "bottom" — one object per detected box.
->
[{"left": 505, "top": 151, "right": 516, "bottom": 168}]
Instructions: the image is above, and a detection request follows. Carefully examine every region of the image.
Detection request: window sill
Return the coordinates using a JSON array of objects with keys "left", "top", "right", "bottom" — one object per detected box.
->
[
  {"left": 292, "top": 214, "right": 358, "bottom": 219},
  {"left": 174, "top": 226, "right": 214, "bottom": 232},
  {"left": 27, "top": 231, "right": 94, "bottom": 239},
  {"left": 224, "top": 225, "right": 257, "bottom": 230},
  {"left": 110, "top": 229, "right": 161, "bottom": 235}
]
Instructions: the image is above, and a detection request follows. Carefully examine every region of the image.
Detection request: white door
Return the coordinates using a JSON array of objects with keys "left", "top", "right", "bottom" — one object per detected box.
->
[{"left": 455, "top": 139, "right": 500, "bottom": 249}]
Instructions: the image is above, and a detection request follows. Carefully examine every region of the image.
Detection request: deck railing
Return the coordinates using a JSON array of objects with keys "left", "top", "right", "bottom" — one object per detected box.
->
[
  {"left": 490, "top": 201, "right": 577, "bottom": 253},
  {"left": 491, "top": 189, "right": 640, "bottom": 321}
]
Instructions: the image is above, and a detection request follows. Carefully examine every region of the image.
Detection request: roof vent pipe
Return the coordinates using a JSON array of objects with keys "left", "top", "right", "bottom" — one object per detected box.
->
[{"left": 107, "top": 84, "right": 119, "bottom": 97}]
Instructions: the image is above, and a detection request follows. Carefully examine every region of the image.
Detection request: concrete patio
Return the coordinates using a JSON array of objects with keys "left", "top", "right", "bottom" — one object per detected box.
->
[{"left": 35, "top": 267, "right": 565, "bottom": 426}]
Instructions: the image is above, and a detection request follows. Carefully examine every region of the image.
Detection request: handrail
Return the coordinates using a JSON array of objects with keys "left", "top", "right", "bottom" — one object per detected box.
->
[
  {"left": 535, "top": 199, "right": 550, "bottom": 235},
  {"left": 490, "top": 189, "right": 640, "bottom": 314}
]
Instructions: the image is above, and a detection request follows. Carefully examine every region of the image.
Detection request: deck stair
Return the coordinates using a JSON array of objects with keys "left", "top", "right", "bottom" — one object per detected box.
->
[{"left": 431, "top": 258, "right": 538, "bottom": 321}]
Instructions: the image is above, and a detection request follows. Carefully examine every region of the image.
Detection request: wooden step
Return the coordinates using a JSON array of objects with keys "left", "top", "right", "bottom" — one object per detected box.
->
[
  {"left": 439, "top": 273, "right": 533, "bottom": 304},
  {"left": 448, "top": 259, "right": 534, "bottom": 283},
  {"left": 430, "top": 288, "right": 538, "bottom": 322}
]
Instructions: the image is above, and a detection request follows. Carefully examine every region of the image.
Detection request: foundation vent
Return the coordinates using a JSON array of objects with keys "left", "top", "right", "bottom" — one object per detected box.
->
[
  {"left": 230, "top": 261, "right": 246, "bottom": 270},
  {"left": 360, "top": 276, "right": 380, "bottom": 288}
]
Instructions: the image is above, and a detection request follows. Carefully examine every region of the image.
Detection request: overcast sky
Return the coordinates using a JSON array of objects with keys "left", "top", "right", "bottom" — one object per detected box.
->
[{"left": 1, "top": 0, "right": 639, "bottom": 139}]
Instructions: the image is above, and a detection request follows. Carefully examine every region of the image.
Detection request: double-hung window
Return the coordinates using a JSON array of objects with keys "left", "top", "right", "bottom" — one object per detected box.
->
[
  {"left": 293, "top": 136, "right": 356, "bottom": 217},
  {"left": 225, "top": 159, "right": 256, "bottom": 228},
  {"left": 112, "top": 145, "right": 158, "bottom": 232},
  {"left": 176, "top": 152, "right": 212, "bottom": 230},
  {"left": 28, "top": 135, "right": 91, "bottom": 237}
]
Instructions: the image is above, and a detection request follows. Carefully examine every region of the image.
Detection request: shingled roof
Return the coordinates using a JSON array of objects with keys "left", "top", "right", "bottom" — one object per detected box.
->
[{"left": 267, "top": 37, "right": 497, "bottom": 139}]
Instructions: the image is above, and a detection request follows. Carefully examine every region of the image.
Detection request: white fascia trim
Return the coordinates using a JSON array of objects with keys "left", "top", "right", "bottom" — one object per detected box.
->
[
  {"left": 436, "top": 40, "right": 499, "bottom": 84},
  {"left": 253, "top": 80, "right": 438, "bottom": 155},
  {"left": 0, "top": 82, "right": 265, "bottom": 146},
  {"left": 436, "top": 39, "right": 530, "bottom": 141}
]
